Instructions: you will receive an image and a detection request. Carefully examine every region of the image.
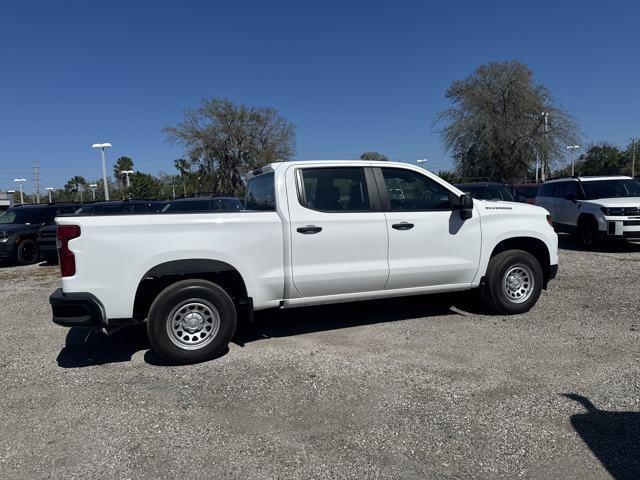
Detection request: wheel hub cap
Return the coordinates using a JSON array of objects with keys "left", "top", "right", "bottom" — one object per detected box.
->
[
  {"left": 502, "top": 265, "right": 534, "bottom": 304},
  {"left": 182, "top": 312, "right": 205, "bottom": 332},
  {"left": 166, "top": 300, "right": 221, "bottom": 350}
]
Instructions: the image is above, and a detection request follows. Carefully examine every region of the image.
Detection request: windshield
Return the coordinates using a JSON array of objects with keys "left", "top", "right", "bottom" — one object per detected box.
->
[
  {"left": 0, "top": 208, "right": 44, "bottom": 224},
  {"left": 581, "top": 180, "right": 640, "bottom": 200},
  {"left": 460, "top": 185, "right": 516, "bottom": 201}
]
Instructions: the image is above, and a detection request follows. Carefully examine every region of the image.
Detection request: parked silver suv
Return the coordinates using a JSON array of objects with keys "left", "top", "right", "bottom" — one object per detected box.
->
[{"left": 535, "top": 176, "right": 640, "bottom": 247}]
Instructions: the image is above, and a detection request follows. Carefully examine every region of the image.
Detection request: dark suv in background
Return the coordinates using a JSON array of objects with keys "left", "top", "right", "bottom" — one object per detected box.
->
[
  {"left": 36, "top": 200, "right": 167, "bottom": 264},
  {"left": 0, "top": 204, "right": 79, "bottom": 265},
  {"left": 454, "top": 182, "right": 517, "bottom": 202},
  {"left": 162, "top": 196, "right": 243, "bottom": 212}
]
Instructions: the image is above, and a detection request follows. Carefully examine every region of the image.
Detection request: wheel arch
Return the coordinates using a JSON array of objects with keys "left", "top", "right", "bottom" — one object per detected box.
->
[
  {"left": 489, "top": 236, "right": 552, "bottom": 287},
  {"left": 132, "top": 259, "right": 249, "bottom": 321}
]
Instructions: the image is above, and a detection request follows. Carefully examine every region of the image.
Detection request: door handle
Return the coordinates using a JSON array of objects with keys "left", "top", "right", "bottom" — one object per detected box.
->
[
  {"left": 297, "top": 225, "right": 322, "bottom": 234},
  {"left": 392, "top": 222, "right": 414, "bottom": 231}
]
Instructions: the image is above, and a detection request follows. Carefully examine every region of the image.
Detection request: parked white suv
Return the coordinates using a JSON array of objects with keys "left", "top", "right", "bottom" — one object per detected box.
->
[
  {"left": 535, "top": 176, "right": 640, "bottom": 247},
  {"left": 50, "top": 160, "right": 558, "bottom": 363}
]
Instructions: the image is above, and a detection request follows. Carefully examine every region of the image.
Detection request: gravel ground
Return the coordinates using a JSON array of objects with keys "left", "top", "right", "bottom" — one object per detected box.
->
[{"left": 0, "top": 236, "right": 639, "bottom": 480}]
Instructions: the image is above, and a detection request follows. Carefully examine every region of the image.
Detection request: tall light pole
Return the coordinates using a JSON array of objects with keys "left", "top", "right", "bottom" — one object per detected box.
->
[
  {"left": 13, "top": 178, "right": 26, "bottom": 204},
  {"left": 46, "top": 187, "right": 54, "bottom": 203},
  {"left": 566, "top": 145, "right": 580, "bottom": 176},
  {"left": 121, "top": 170, "right": 134, "bottom": 199},
  {"left": 89, "top": 183, "right": 98, "bottom": 200},
  {"left": 631, "top": 138, "right": 636, "bottom": 178},
  {"left": 92, "top": 143, "right": 112, "bottom": 200}
]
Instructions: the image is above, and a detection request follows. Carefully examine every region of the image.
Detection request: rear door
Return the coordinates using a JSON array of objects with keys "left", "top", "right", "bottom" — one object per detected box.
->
[
  {"left": 554, "top": 181, "right": 581, "bottom": 227},
  {"left": 376, "top": 167, "right": 481, "bottom": 289},
  {"left": 287, "top": 166, "right": 389, "bottom": 298}
]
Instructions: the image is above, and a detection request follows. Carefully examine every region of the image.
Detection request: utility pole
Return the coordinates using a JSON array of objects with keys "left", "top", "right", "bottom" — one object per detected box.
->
[
  {"left": 33, "top": 162, "right": 41, "bottom": 203},
  {"left": 91, "top": 143, "right": 112, "bottom": 200},
  {"left": 541, "top": 112, "right": 549, "bottom": 181},
  {"left": 121, "top": 170, "right": 134, "bottom": 199},
  {"left": 632, "top": 138, "right": 636, "bottom": 178},
  {"left": 13, "top": 178, "right": 26, "bottom": 204},
  {"left": 75, "top": 181, "right": 83, "bottom": 203},
  {"left": 46, "top": 187, "right": 54, "bottom": 203},
  {"left": 567, "top": 145, "right": 580, "bottom": 176}
]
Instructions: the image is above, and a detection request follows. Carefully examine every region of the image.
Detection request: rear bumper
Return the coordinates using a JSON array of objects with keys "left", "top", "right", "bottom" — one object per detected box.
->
[{"left": 50, "top": 288, "right": 106, "bottom": 327}]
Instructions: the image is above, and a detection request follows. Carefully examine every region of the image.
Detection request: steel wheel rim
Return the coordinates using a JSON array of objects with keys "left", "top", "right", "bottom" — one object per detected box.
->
[
  {"left": 166, "top": 299, "right": 220, "bottom": 350},
  {"left": 21, "top": 242, "right": 37, "bottom": 263},
  {"left": 502, "top": 264, "right": 534, "bottom": 304}
]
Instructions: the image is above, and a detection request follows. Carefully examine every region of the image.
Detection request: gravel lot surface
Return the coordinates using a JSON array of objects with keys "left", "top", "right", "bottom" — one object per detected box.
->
[{"left": 0, "top": 236, "right": 639, "bottom": 479}]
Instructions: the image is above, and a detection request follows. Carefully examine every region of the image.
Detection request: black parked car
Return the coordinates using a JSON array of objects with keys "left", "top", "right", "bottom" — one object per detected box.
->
[
  {"left": 454, "top": 182, "right": 517, "bottom": 202},
  {"left": 36, "top": 200, "right": 167, "bottom": 264},
  {"left": 162, "top": 196, "right": 243, "bottom": 212},
  {"left": 0, "top": 204, "right": 79, "bottom": 265}
]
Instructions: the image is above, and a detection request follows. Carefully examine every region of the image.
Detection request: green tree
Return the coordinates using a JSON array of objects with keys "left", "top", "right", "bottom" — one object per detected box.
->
[
  {"left": 129, "top": 172, "right": 161, "bottom": 199},
  {"left": 438, "top": 61, "right": 579, "bottom": 182},
  {"left": 113, "top": 156, "right": 134, "bottom": 189},
  {"left": 360, "top": 151, "right": 389, "bottom": 161},
  {"left": 164, "top": 98, "right": 296, "bottom": 196},
  {"left": 63, "top": 176, "right": 88, "bottom": 201},
  {"left": 174, "top": 158, "right": 191, "bottom": 196},
  {"left": 436, "top": 170, "right": 459, "bottom": 183},
  {"left": 556, "top": 143, "right": 631, "bottom": 177}
]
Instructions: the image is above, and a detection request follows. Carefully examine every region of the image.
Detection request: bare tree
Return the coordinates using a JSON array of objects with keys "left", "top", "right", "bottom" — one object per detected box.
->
[
  {"left": 164, "top": 98, "right": 296, "bottom": 195},
  {"left": 437, "top": 61, "right": 580, "bottom": 182}
]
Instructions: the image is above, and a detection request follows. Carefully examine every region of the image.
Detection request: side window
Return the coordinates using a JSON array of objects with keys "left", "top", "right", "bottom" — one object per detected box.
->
[
  {"left": 552, "top": 182, "right": 568, "bottom": 198},
  {"left": 299, "top": 168, "right": 370, "bottom": 212},
  {"left": 132, "top": 203, "right": 149, "bottom": 212},
  {"left": 245, "top": 173, "right": 275, "bottom": 211},
  {"left": 381, "top": 168, "right": 452, "bottom": 211},
  {"left": 538, "top": 183, "right": 554, "bottom": 197},
  {"left": 565, "top": 182, "right": 578, "bottom": 198}
]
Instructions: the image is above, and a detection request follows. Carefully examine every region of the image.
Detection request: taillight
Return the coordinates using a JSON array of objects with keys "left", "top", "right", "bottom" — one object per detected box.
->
[{"left": 57, "top": 225, "right": 81, "bottom": 277}]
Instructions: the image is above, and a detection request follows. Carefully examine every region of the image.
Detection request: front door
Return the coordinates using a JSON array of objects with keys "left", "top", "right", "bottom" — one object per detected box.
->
[
  {"left": 376, "top": 167, "right": 482, "bottom": 290},
  {"left": 287, "top": 166, "right": 389, "bottom": 298}
]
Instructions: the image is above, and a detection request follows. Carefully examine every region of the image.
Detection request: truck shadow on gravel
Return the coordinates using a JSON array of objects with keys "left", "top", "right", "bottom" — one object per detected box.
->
[
  {"left": 57, "top": 293, "right": 480, "bottom": 367},
  {"left": 564, "top": 394, "right": 640, "bottom": 480},
  {"left": 56, "top": 324, "right": 151, "bottom": 368},
  {"left": 233, "top": 293, "right": 479, "bottom": 346}
]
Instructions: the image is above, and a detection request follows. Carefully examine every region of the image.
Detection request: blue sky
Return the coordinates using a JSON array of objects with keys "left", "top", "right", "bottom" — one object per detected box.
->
[{"left": 1, "top": 0, "right": 639, "bottom": 193}]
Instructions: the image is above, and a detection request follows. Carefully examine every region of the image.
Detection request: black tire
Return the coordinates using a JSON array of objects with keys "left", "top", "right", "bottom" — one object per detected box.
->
[
  {"left": 483, "top": 249, "right": 543, "bottom": 315},
  {"left": 147, "top": 279, "right": 237, "bottom": 364},
  {"left": 16, "top": 239, "right": 39, "bottom": 265},
  {"left": 577, "top": 217, "right": 599, "bottom": 250}
]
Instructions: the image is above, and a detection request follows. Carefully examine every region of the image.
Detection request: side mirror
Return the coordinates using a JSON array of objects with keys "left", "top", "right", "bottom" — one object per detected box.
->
[{"left": 457, "top": 193, "right": 473, "bottom": 220}]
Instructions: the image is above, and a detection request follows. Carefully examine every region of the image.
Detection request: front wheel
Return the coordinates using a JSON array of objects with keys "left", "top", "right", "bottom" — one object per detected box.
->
[
  {"left": 483, "top": 249, "right": 543, "bottom": 315},
  {"left": 147, "top": 279, "right": 237, "bottom": 364}
]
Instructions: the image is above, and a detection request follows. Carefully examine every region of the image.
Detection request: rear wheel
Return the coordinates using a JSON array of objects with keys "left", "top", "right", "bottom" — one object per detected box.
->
[
  {"left": 484, "top": 249, "right": 543, "bottom": 314},
  {"left": 17, "top": 239, "right": 39, "bottom": 265},
  {"left": 147, "top": 279, "right": 237, "bottom": 364}
]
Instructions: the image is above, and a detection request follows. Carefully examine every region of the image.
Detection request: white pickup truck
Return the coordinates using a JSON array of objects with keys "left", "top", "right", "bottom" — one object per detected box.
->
[{"left": 50, "top": 160, "right": 558, "bottom": 363}]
